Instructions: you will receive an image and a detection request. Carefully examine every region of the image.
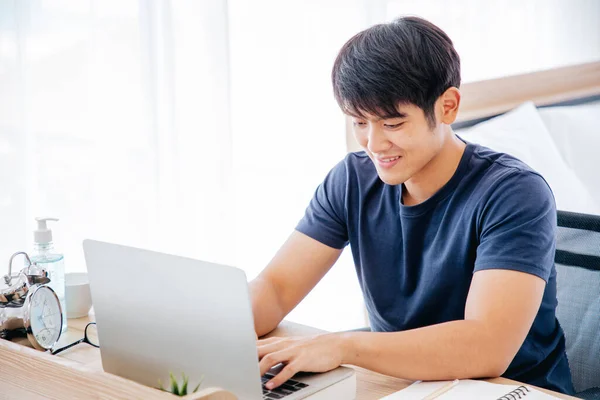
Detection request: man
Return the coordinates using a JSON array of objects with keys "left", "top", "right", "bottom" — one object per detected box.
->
[{"left": 249, "top": 16, "right": 574, "bottom": 394}]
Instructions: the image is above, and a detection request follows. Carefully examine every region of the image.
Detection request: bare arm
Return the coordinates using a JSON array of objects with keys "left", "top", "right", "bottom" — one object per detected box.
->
[
  {"left": 250, "top": 230, "right": 343, "bottom": 337},
  {"left": 257, "top": 268, "right": 547, "bottom": 388},
  {"left": 340, "top": 269, "right": 546, "bottom": 379}
]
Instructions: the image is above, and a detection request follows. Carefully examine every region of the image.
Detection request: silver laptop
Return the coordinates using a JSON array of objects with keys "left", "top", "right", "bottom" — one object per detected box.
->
[{"left": 83, "top": 240, "right": 356, "bottom": 400}]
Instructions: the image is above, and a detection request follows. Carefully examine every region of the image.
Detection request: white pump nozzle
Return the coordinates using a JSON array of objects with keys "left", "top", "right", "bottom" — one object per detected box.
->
[{"left": 34, "top": 217, "right": 59, "bottom": 244}]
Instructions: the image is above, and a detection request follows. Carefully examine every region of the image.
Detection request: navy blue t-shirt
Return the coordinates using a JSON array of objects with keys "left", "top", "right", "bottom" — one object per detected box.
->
[{"left": 296, "top": 141, "right": 574, "bottom": 394}]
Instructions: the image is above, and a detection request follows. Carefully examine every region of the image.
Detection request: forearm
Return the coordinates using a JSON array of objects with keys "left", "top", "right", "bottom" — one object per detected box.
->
[
  {"left": 340, "top": 320, "right": 512, "bottom": 380},
  {"left": 249, "top": 232, "right": 342, "bottom": 337},
  {"left": 249, "top": 277, "right": 287, "bottom": 337}
]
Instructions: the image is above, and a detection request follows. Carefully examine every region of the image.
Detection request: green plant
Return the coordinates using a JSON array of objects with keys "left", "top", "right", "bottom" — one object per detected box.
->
[{"left": 158, "top": 372, "right": 203, "bottom": 396}]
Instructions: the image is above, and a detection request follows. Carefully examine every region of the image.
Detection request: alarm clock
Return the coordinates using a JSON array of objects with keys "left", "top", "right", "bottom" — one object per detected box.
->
[{"left": 1, "top": 252, "right": 63, "bottom": 350}]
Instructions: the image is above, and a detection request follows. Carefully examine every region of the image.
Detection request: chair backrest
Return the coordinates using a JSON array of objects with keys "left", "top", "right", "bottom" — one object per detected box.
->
[{"left": 555, "top": 210, "right": 600, "bottom": 393}]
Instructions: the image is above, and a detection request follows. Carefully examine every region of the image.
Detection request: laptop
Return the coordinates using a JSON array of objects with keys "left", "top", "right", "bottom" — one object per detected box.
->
[{"left": 83, "top": 240, "right": 356, "bottom": 400}]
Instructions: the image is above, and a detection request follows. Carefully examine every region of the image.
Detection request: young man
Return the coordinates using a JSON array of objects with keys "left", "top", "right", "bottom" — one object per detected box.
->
[{"left": 249, "top": 17, "right": 574, "bottom": 394}]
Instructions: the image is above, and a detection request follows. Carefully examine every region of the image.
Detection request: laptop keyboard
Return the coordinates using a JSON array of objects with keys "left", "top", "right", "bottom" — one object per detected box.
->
[{"left": 262, "top": 372, "right": 309, "bottom": 399}]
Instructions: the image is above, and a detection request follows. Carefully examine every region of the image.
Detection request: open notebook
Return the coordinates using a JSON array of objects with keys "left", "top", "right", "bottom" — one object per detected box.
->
[{"left": 382, "top": 379, "right": 561, "bottom": 399}]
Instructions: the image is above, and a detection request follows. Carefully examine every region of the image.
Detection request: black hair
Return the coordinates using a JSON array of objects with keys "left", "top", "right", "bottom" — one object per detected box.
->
[{"left": 332, "top": 16, "right": 461, "bottom": 127}]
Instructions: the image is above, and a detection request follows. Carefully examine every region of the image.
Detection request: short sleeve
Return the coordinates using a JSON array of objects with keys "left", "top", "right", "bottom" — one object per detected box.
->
[
  {"left": 295, "top": 159, "right": 349, "bottom": 249},
  {"left": 474, "top": 171, "right": 557, "bottom": 282}
]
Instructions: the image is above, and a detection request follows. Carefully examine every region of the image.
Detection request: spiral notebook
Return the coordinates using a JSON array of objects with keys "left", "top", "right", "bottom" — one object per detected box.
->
[{"left": 382, "top": 379, "right": 561, "bottom": 399}]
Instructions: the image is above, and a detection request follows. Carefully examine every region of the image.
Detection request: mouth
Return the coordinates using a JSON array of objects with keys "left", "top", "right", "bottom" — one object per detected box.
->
[{"left": 375, "top": 155, "right": 401, "bottom": 169}]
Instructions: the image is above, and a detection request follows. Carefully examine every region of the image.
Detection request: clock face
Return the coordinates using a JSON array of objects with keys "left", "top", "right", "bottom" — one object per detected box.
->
[{"left": 29, "top": 286, "right": 62, "bottom": 349}]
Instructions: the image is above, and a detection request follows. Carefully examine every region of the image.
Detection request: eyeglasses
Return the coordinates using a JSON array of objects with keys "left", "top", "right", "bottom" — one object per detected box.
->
[{"left": 51, "top": 322, "right": 99, "bottom": 355}]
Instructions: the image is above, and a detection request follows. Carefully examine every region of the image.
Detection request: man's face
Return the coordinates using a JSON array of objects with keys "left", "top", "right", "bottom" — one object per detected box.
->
[{"left": 351, "top": 102, "right": 444, "bottom": 186}]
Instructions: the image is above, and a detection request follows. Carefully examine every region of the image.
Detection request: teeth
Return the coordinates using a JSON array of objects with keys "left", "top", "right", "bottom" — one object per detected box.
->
[{"left": 382, "top": 156, "right": 399, "bottom": 162}]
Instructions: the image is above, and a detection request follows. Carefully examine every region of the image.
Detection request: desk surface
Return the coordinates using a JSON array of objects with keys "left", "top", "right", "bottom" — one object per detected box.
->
[{"left": 48, "top": 315, "right": 577, "bottom": 400}]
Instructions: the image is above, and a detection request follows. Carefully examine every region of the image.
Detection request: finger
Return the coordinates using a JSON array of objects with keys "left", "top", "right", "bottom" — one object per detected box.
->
[
  {"left": 257, "top": 340, "right": 290, "bottom": 359},
  {"left": 265, "top": 362, "right": 299, "bottom": 390},
  {"left": 257, "top": 336, "right": 284, "bottom": 346},
  {"left": 259, "top": 349, "right": 294, "bottom": 376}
]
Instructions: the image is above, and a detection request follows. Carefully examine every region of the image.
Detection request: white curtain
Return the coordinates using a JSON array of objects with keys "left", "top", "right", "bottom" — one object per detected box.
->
[
  {"left": 1, "top": 0, "right": 598, "bottom": 331},
  {"left": 0, "top": 0, "right": 372, "bottom": 331},
  {"left": 0, "top": 0, "right": 237, "bottom": 263}
]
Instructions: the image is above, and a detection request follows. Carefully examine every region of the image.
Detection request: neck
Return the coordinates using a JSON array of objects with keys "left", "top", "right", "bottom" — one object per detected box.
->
[{"left": 403, "top": 128, "right": 466, "bottom": 206}]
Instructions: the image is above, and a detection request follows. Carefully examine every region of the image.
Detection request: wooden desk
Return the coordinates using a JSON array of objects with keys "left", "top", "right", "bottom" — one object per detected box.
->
[{"left": 0, "top": 315, "right": 579, "bottom": 399}]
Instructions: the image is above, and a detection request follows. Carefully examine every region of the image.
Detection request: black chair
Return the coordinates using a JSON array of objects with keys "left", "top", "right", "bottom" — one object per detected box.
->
[{"left": 555, "top": 210, "right": 600, "bottom": 399}]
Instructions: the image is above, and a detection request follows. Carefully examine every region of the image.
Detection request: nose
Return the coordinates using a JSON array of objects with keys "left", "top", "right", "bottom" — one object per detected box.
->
[{"left": 366, "top": 125, "right": 392, "bottom": 155}]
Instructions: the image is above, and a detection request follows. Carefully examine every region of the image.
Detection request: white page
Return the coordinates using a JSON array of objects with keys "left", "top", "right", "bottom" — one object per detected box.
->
[{"left": 382, "top": 379, "right": 561, "bottom": 399}]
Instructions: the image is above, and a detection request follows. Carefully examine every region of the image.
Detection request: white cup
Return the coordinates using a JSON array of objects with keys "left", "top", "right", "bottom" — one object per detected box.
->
[{"left": 65, "top": 272, "right": 93, "bottom": 319}]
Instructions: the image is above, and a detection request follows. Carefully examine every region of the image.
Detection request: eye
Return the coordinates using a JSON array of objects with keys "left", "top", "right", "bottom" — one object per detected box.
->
[
  {"left": 384, "top": 122, "right": 404, "bottom": 129},
  {"left": 352, "top": 121, "right": 367, "bottom": 127}
]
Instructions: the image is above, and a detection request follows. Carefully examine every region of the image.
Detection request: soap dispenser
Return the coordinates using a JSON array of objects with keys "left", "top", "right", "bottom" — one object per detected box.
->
[{"left": 30, "top": 217, "right": 67, "bottom": 333}]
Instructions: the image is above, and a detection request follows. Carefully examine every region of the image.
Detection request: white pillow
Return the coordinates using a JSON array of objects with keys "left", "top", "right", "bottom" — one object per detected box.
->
[
  {"left": 538, "top": 101, "right": 600, "bottom": 211},
  {"left": 457, "top": 102, "right": 599, "bottom": 214}
]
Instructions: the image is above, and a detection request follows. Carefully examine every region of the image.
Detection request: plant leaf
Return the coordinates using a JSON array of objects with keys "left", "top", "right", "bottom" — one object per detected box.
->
[
  {"left": 181, "top": 373, "right": 189, "bottom": 395},
  {"left": 192, "top": 375, "right": 204, "bottom": 393},
  {"left": 158, "top": 379, "right": 165, "bottom": 392},
  {"left": 192, "top": 382, "right": 201, "bottom": 394},
  {"left": 170, "top": 372, "right": 180, "bottom": 396}
]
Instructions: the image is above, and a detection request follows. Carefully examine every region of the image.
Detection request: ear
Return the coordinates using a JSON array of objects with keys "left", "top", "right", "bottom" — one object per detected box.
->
[{"left": 438, "top": 87, "right": 461, "bottom": 125}]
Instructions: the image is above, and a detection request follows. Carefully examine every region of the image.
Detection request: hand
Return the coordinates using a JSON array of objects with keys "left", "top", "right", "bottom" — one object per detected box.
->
[{"left": 257, "top": 333, "right": 348, "bottom": 390}]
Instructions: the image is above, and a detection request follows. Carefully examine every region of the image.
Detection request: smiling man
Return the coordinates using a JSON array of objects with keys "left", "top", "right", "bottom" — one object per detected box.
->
[{"left": 249, "top": 17, "right": 574, "bottom": 394}]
